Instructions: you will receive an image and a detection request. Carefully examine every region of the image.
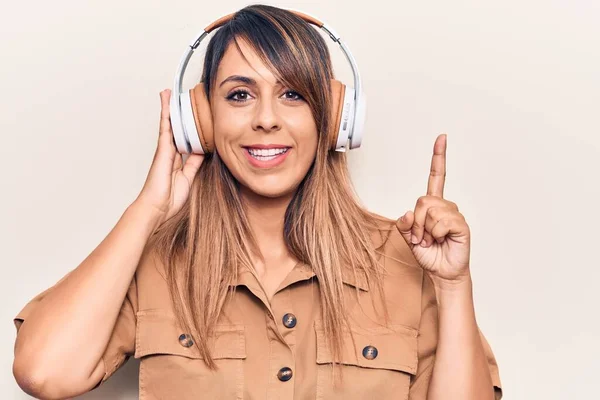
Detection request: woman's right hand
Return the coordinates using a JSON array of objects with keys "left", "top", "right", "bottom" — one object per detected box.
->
[{"left": 133, "top": 89, "right": 205, "bottom": 231}]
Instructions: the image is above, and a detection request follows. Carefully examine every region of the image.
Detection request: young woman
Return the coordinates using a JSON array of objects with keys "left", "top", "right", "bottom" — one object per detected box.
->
[{"left": 12, "top": 4, "right": 502, "bottom": 399}]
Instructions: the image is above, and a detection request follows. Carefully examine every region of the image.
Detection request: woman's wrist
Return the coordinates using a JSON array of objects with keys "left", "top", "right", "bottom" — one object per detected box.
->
[{"left": 125, "top": 200, "right": 166, "bottom": 237}]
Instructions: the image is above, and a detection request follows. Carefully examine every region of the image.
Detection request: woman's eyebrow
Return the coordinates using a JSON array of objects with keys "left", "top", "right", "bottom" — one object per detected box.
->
[{"left": 219, "top": 75, "right": 282, "bottom": 88}]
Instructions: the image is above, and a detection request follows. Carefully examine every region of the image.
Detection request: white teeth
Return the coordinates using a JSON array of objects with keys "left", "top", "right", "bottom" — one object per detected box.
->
[
  {"left": 246, "top": 147, "right": 289, "bottom": 162},
  {"left": 247, "top": 148, "right": 288, "bottom": 156}
]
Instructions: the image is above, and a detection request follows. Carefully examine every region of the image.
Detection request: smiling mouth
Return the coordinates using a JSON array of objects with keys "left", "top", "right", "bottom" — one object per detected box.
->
[
  {"left": 242, "top": 145, "right": 292, "bottom": 168},
  {"left": 245, "top": 147, "right": 289, "bottom": 161}
]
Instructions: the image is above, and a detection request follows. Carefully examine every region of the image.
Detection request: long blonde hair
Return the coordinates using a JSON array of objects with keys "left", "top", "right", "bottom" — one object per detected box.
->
[{"left": 148, "top": 4, "right": 394, "bottom": 381}]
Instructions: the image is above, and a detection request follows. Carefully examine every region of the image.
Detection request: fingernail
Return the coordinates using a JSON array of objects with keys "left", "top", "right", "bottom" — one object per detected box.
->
[
  {"left": 411, "top": 234, "right": 419, "bottom": 244},
  {"left": 420, "top": 239, "right": 427, "bottom": 247}
]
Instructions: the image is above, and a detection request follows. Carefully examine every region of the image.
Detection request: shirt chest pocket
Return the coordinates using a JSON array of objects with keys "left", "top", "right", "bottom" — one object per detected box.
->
[
  {"left": 134, "top": 310, "right": 246, "bottom": 400},
  {"left": 314, "top": 320, "right": 418, "bottom": 400}
]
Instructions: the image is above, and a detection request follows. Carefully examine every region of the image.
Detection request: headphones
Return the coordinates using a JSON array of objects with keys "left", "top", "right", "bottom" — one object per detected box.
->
[{"left": 169, "top": 8, "right": 366, "bottom": 154}]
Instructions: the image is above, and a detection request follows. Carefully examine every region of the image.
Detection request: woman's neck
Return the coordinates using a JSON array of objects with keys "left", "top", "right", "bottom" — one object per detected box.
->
[{"left": 240, "top": 186, "right": 294, "bottom": 263}]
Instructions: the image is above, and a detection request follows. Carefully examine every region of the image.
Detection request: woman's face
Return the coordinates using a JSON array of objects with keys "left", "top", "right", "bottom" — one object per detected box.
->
[{"left": 210, "top": 39, "right": 318, "bottom": 199}]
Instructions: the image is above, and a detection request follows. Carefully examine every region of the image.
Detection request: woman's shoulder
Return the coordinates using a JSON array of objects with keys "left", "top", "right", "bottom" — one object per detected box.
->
[
  {"left": 365, "top": 212, "right": 425, "bottom": 298},
  {"left": 130, "top": 244, "right": 177, "bottom": 312},
  {"left": 353, "top": 212, "right": 427, "bottom": 332},
  {"left": 366, "top": 212, "right": 420, "bottom": 269}
]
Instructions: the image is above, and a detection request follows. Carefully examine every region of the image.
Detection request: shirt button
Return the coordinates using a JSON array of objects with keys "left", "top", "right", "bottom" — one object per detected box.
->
[
  {"left": 179, "top": 333, "right": 194, "bottom": 348},
  {"left": 362, "top": 345, "right": 378, "bottom": 360},
  {"left": 277, "top": 367, "right": 293, "bottom": 382},
  {"left": 282, "top": 313, "right": 297, "bottom": 328}
]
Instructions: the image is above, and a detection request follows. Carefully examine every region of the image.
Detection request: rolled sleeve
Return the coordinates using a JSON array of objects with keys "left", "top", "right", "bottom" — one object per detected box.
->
[
  {"left": 479, "top": 326, "right": 503, "bottom": 400},
  {"left": 14, "top": 271, "right": 138, "bottom": 389}
]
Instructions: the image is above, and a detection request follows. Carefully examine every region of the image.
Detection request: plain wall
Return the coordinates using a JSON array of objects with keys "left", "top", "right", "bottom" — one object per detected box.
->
[{"left": 1, "top": 0, "right": 598, "bottom": 398}]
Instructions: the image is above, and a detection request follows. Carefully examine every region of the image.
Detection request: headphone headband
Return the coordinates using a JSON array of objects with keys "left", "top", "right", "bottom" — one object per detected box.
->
[
  {"left": 202, "top": 10, "right": 324, "bottom": 34},
  {"left": 170, "top": 7, "right": 366, "bottom": 154}
]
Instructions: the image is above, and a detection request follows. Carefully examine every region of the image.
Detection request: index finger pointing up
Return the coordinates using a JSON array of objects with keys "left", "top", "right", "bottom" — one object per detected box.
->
[{"left": 426, "top": 134, "right": 447, "bottom": 198}]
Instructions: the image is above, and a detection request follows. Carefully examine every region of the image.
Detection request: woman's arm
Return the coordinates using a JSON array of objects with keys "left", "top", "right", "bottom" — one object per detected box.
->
[
  {"left": 14, "top": 89, "right": 204, "bottom": 399},
  {"left": 426, "top": 274, "right": 495, "bottom": 400},
  {"left": 13, "top": 202, "right": 161, "bottom": 399}
]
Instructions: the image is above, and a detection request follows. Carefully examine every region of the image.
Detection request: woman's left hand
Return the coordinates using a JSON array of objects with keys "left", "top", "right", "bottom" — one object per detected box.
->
[{"left": 395, "top": 134, "right": 472, "bottom": 285}]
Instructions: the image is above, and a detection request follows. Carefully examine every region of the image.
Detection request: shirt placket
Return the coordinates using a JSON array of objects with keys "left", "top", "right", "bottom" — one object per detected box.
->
[
  {"left": 235, "top": 263, "right": 315, "bottom": 399},
  {"left": 266, "top": 287, "right": 296, "bottom": 399}
]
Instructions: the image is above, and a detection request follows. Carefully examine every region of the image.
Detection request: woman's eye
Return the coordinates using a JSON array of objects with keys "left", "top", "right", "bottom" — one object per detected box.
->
[
  {"left": 283, "top": 90, "right": 304, "bottom": 101},
  {"left": 226, "top": 89, "right": 251, "bottom": 102}
]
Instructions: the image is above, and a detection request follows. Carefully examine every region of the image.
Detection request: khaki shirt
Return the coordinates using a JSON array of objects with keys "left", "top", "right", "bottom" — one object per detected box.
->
[{"left": 14, "top": 220, "right": 502, "bottom": 399}]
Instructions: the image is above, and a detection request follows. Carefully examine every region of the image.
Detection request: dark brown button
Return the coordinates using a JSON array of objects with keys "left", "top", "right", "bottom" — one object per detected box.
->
[
  {"left": 277, "top": 367, "right": 293, "bottom": 381},
  {"left": 362, "top": 345, "right": 378, "bottom": 360},
  {"left": 179, "top": 333, "right": 194, "bottom": 348},
  {"left": 282, "top": 313, "right": 297, "bottom": 328}
]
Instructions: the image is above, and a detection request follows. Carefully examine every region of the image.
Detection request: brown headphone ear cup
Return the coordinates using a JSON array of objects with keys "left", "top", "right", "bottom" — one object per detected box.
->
[
  {"left": 189, "top": 82, "right": 214, "bottom": 153},
  {"left": 329, "top": 79, "right": 346, "bottom": 150}
]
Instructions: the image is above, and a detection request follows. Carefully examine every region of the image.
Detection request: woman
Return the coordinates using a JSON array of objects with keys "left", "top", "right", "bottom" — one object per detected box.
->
[{"left": 12, "top": 4, "right": 502, "bottom": 399}]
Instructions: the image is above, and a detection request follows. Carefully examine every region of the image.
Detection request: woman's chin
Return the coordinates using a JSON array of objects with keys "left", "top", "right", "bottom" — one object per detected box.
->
[
  {"left": 249, "top": 186, "right": 295, "bottom": 199},
  {"left": 241, "top": 179, "right": 299, "bottom": 200}
]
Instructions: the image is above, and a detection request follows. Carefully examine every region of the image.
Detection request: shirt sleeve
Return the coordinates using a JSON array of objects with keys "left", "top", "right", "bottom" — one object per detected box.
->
[
  {"left": 408, "top": 271, "right": 503, "bottom": 400},
  {"left": 13, "top": 270, "right": 138, "bottom": 389}
]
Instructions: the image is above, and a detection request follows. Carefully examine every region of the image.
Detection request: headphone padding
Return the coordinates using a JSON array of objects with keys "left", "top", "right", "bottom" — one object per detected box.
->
[
  {"left": 330, "top": 79, "right": 345, "bottom": 150},
  {"left": 190, "top": 82, "right": 214, "bottom": 153}
]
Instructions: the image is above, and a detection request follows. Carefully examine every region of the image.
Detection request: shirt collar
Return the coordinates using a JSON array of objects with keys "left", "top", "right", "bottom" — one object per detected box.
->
[
  {"left": 227, "top": 219, "right": 393, "bottom": 293},
  {"left": 229, "top": 260, "right": 370, "bottom": 292}
]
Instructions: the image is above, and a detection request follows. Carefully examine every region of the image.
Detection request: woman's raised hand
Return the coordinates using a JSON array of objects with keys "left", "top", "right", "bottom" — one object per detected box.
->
[
  {"left": 133, "top": 89, "right": 205, "bottom": 231},
  {"left": 394, "top": 134, "right": 473, "bottom": 288}
]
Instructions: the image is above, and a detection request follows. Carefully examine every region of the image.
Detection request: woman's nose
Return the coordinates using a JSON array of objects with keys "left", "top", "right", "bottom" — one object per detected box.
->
[{"left": 252, "top": 97, "right": 281, "bottom": 133}]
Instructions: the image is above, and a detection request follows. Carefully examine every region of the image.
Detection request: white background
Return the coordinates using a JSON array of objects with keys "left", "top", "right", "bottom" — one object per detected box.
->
[{"left": 1, "top": 0, "right": 599, "bottom": 398}]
